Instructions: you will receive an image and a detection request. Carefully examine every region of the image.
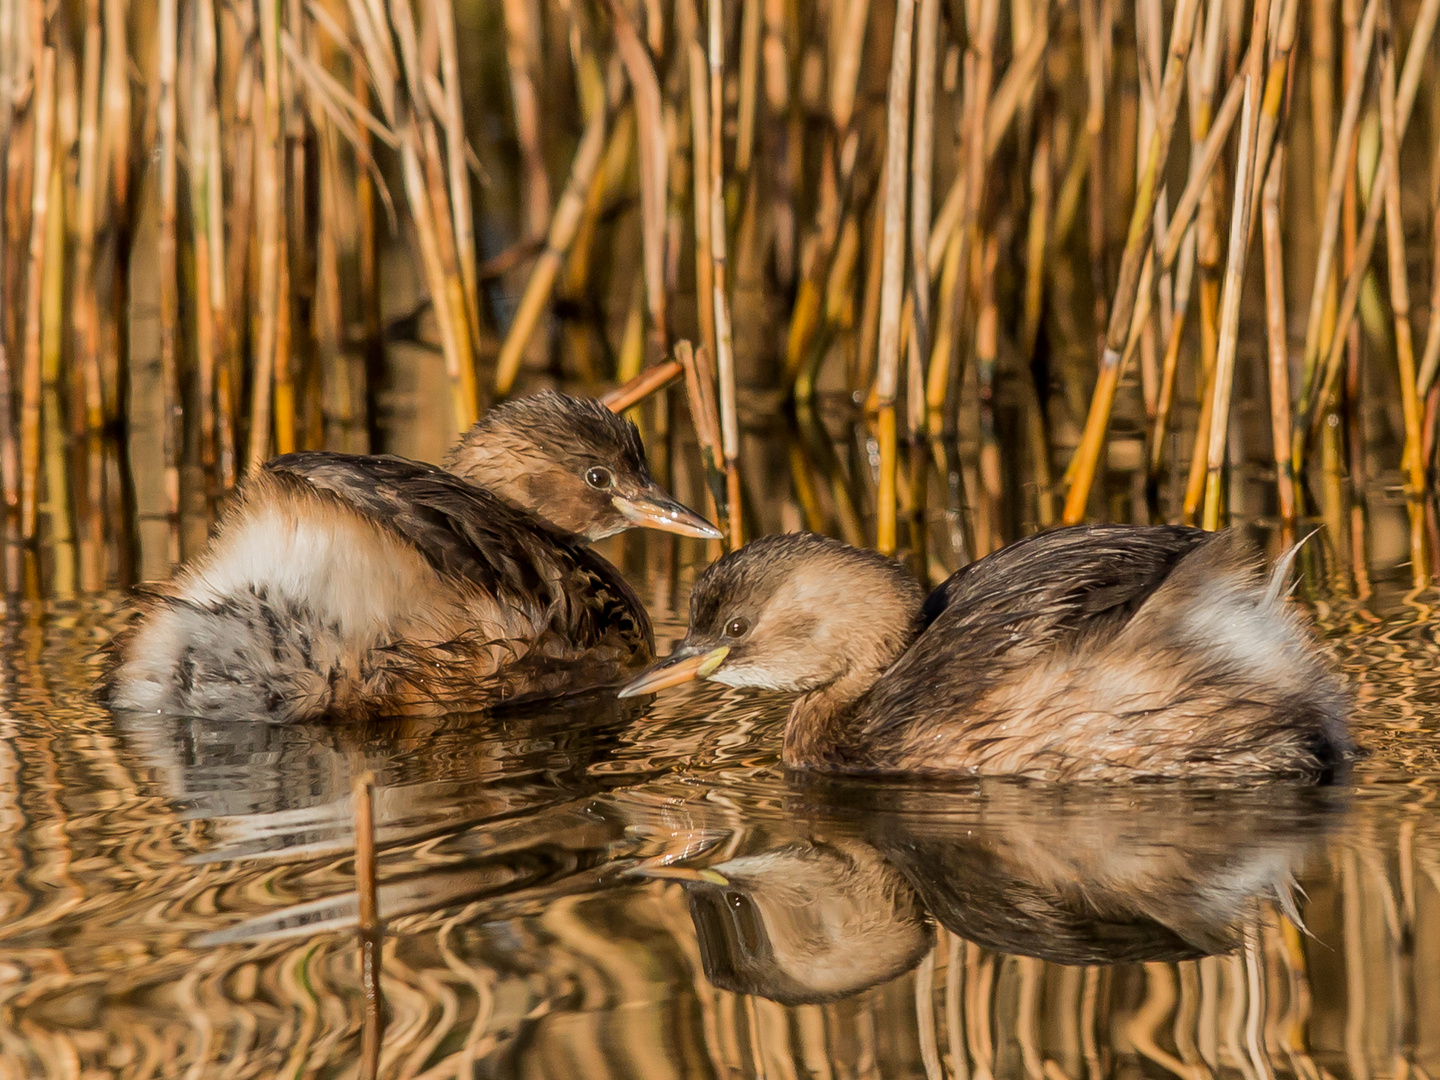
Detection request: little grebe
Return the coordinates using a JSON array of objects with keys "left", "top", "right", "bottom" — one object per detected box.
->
[
  {"left": 620, "top": 525, "right": 1352, "bottom": 780},
  {"left": 108, "top": 392, "right": 718, "bottom": 723}
]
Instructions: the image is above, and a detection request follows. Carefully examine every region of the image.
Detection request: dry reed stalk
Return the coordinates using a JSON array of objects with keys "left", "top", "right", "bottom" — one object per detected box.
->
[
  {"left": 874, "top": 0, "right": 915, "bottom": 554},
  {"left": 493, "top": 103, "right": 610, "bottom": 397},
  {"left": 1158, "top": 59, "right": 1245, "bottom": 269},
  {"left": 1301, "top": 0, "right": 1440, "bottom": 438},
  {"left": 855, "top": 176, "right": 886, "bottom": 395},
  {"left": 19, "top": 42, "right": 55, "bottom": 541},
  {"left": 1292, "top": 0, "right": 1378, "bottom": 434},
  {"left": 736, "top": 0, "right": 761, "bottom": 176},
  {"left": 189, "top": 0, "right": 219, "bottom": 497},
  {"left": 976, "top": 236, "right": 1003, "bottom": 553},
  {"left": 1261, "top": 148, "right": 1296, "bottom": 526},
  {"left": 678, "top": 341, "right": 725, "bottom": 495},
  {"left": 72, "top": 0, "right": 102, "bottom": 446},
  {"left": 709, "top": 0, "right": 741, "bottom": 549},
  {"left": 607, "top": 0, "right": 669, "bottom": 351},
  {"left": 687, "top": 33, "right": 718, "bottom": 366},
  {"left": 248, "top": 5, "right": 286, "bottom": 472},
  {"left": 352, "top": 769, "right": 383, "bottom": 1080},
  {"left": 501, "top": 0, "right": 550, "bottom": 240},
  {"left": 1203, "top": 15, "right": 1269, "bottom": 532},
  {"left": 829, "top": 0, "right": 870, "bottom": 134},
  {"left": 603, "top": 359, "right": 685, "bottom": 413},
  {"left": 908, "top": 0, "right": 940, "bottom": 432},
  {"left": 926, "top": 16, "right": 1050, "bottom": 274},
  {"left": 1062, "top": 0, "right": 1201, "bottom": 524},
  {"left": 1020, "top": 116, "right": 1052, "bottom": 363},
  {"left": 924, "top": 0, "right": 998, "bottom": 416},
  {"left": 39, "top": 129, "right": 70, "bottom": 594},
  {"left": 1375, "top": 6, "right": 1427, "bottom": 498},
  {"left": 433, "top": 0, "right": 478, "bottom": 342}
]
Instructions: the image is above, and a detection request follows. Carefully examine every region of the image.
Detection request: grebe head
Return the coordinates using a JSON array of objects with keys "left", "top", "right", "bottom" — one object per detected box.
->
[
  {"left": 620, "top": 533, "right": 924, "bottom": 697},
  {"left": 446, "top": 391, "right": 720, "bottom": 541}
]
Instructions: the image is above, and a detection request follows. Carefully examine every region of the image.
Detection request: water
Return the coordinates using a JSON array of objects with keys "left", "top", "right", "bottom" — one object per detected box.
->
[{"left": 3, "top": 512, "right": 1440, "bottom": 1080}]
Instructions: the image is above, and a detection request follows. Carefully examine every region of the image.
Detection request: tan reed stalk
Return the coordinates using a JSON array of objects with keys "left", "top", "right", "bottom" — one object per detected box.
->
[
  {"left": 687, "top": 28, "right": 718, "bottom": 367},
  {"left": 1020, "top": 116, "right": 1052, "bottom": 363},
  {"left": 1063, "top": 0, "right": 1202, "bottom": 524},
  {"left": 39, "top": 119, "right": 72, "bottom": 594},
  {"left": 1158, "top": 61, "right": 1245, "bottom": 269},
  {"left": 248, "top": 1, "right": 285, "bottom": 472},
  {"left": 1420, "top": 138, "right": 1440, "bottom": 396},
  {"left": 1081, "top": 0, "right": 1111, "bottom": 342},
  {"left": 189, "top": 0, "right": 219, "bottom": 497},
  {"left": 1301, "top": 0, "right": 1440, "bottom": 435},
  {"left": 1375, "top": 6, "right": 1427, "bottom": 497},
  {"left": 607, "top": 0, "right": 670, "bottom": 350},
  {"left": 874, "top": 0, "right": 916, "bottom": 554},
  {"left": 72, "top": 0, "right": 102, "bottom": 449},
  {"left": 709, "top": 0, "right": 742, "bottom": 548},
  {"left": 829, "top": 0, "right": 870, "bottom": 134},
  {"left": 433, "top": 0, "right": 478, "bottom": 342},
  {"left": 924, "top": 0, "right": 998, "bottom": 416},
  {"left": 1261, "top": 148, "right": 1297, "bottom": 526},
  {"left": 908, "top": 0, "right": 940, "bottom": 433},
  {"left": 602, "top": 359, "right": 685, "bottom": 413},
  {"left": 735, "top": 0, "right": 761, "bottom": 175},
  {"left": 855, "top": 176, "right": 886, "bottom": 396},
  {"left": 677, "top": 341, "right": 726, "bottom": 505},
  {"left": 493, "top": 104, "right": 610, "bottom": 397},
  {"left": 501, "top": 0, "right": 550, "bottom": 239},
  {"left": 927, "top": 17, "right": 1051, "bottom": 273},
  {"left": 352, "top": 769, "right": 383, "bottom": 1080},
  {"left": 1292, "top": 0, "right": 1378, "bottom": 436},
  {"left": 19, "top": 42, "right": 55, "bottom": 541},
  {"left": 1203, "top": 83, "right": 1264, "bottom": 528},
  {"left": 355, "top": 65, "right": 383, "bottom": 452}
]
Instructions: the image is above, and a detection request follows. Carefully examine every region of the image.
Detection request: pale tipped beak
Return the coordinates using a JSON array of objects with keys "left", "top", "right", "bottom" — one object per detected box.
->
[
  {"left": 617, "top": 645, "right": 730, "bottom": 697},
  {"left": 613, "top": 489, "right": 723, "bottom": 539},
  {"left": 625, "top": 865, "right": 731, "bottom": 885}
]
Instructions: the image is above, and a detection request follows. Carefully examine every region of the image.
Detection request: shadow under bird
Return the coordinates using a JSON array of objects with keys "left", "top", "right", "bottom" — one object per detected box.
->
[
  {"left": 620, "top": 524, "right": 1353, "bottom": 781},
  {"left": 107, "top": 392, "right": 720, "bottom": 723}
]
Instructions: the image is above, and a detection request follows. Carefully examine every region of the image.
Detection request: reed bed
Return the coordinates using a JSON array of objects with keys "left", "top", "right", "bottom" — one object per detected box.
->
[{"left": 2, "top": 0, "right": 1440, "bottom": 588}]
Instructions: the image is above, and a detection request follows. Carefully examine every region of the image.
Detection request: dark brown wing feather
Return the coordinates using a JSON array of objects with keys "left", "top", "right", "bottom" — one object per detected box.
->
[
  {"left": 267, "top": 452, "right": 652, "bottom": 662},
  {"left": 855, "top": 525, "right": 1214, "bottom": 743}
]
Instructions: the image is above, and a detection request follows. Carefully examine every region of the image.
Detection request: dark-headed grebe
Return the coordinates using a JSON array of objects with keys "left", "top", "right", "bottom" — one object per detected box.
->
[
  {"left": 620, "top": 525, "right": 1351, "bottom": 781},
  {"left": 108, "top": 393, "right": 718, "bottom": 723}
]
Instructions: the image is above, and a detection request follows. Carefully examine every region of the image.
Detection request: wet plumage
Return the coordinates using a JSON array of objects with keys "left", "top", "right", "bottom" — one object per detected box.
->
[
  {"left": 107, "top": 393, "right": 718, "bottom": 722},
  {"left": 621, "top": 525, "right": 1352, "bottom": 781}
]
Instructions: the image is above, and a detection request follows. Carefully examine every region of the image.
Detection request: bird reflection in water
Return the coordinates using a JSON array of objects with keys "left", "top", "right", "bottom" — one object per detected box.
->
[{"left": 666, "top": 780, "right": 1341, "bottom": 1003}]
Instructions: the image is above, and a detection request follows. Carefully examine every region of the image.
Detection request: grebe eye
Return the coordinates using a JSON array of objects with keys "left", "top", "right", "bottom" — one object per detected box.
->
[
  {"left": 725, "top": 617, "right": 750, "bottom": 638},
  {"left": 585, "top": 466, "right": 614, "bottom": 489}
]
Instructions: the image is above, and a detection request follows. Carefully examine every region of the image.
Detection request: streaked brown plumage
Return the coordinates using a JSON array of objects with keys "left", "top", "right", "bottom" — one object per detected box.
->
[
  {"left": 621, "top": 525, "right": 1353, "bottom": 781},
  {"left": 107, "top": 393, "right": 719, "bottom": 722}
]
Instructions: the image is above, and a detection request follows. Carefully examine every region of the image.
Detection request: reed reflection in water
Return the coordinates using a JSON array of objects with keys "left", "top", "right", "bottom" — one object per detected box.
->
[{"left": 0, "top": 566, "right": 1438, "bottom": 1077}]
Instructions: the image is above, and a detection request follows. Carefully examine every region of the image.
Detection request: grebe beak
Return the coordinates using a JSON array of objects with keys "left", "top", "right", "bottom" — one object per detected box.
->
[
  {"left": 618, "top": 645, "right": 730, "bottom": 697},
  {"left": 613, "top": 487, "right": 723, "bottom": 539}
]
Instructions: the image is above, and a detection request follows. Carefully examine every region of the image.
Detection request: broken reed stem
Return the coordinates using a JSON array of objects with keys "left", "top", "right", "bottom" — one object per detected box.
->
[
  {"left": 602, "top": 359, "right": 685, "bottom": 413},
  {"left": 1262, "top": 146, "right": 1297, "bottom": 526},
  {"left": 494, "top": 102, "right": 610, "bottom": 397},
  {"left": 1063, "top": 0, "right": 1201, "bottom": 524},
  {"left": 874, "top": 0, "right": 916, "bottom": 555},
  {"left": 709, "top": 0, "right": 742, "bottom": 549}
]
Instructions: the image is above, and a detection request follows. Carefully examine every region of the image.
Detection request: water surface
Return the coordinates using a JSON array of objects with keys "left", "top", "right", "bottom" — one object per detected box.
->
[{"left": 3, "top": 520, "right": 1440, "bottom": 1080}]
